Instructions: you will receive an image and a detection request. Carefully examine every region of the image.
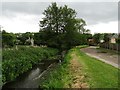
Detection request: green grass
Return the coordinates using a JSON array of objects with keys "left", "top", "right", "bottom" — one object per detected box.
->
[
  {"left": 40, "top": 45, "right": 119, "bottom": 88},
  {"left": 76, "top": 47, "right": 119, "bottom": 88},
  {"left": 40, "top": 45, "right": 88, "bottom": 88},
  {"left": 40, "top": 49, "right": 73, "bottom": 88}
]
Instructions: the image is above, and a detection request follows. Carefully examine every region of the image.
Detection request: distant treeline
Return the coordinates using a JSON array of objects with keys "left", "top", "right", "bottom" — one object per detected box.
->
[
  {"left": 91, "top": 33, "right": 120, "bottom": 45},
  {"left": 1, "top": 30, "right": 92, "bottom": 50},
  {"left": 1, "top": 3, "right": 92, "bottom": 51},
  {"left": 1, "top": 2, "right": 120, "bottom": 51}
]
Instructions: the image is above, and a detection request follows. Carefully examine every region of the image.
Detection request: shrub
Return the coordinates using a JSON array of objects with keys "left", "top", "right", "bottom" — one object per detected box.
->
[{"left": 2, "top": 46, "right": 59, "bottom": 83}]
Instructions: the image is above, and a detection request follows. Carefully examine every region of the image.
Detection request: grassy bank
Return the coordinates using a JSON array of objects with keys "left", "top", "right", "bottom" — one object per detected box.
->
[
  {"left": 40, "top": 45, "right": 88, "bottom": 88},
  {"left": 40, "top": 49, "right": 73, "bottom": 88},
  {"left": 76, "top": 46, "right": 119, "bottom": 88},
  {"left": 40, "top": 45, "right": 119, "bottom": 88},
  {"left": 2, "top": 46, "right": 59, "bottom": 83}
]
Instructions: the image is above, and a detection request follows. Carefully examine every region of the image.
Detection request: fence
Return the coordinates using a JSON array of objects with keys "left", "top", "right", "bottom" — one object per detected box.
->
[{"left": 99, "top": 43, "right": 120, "bottom": 51}]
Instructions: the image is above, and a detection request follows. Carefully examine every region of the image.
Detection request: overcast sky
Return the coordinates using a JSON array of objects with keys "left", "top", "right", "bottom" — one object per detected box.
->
[{"left": 0, "top": 0, "right": 119, "bottom": 34}]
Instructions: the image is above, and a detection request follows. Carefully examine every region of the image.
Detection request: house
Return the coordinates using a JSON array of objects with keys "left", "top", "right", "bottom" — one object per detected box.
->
[
  {"left": 88, "top": 38, "right": 94, "bottom": 45},
  {"left": 109, "top": 34, "right": 118, "bottom": 44}
]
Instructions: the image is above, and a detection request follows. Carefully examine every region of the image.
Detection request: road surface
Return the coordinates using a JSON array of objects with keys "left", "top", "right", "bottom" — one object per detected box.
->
[{"left": 81, "top": 46, "right": 119, "bottom": 68}]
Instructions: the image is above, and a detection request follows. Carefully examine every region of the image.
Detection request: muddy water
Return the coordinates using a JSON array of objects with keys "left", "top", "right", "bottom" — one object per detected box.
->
[{"left": 2, "top": 60, "right": 58, "bottom": 89}]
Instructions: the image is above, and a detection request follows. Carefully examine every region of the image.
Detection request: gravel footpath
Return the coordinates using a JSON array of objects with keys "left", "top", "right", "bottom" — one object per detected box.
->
[{"left": 81, "top": 46, "right": 119, "bottom": 69}]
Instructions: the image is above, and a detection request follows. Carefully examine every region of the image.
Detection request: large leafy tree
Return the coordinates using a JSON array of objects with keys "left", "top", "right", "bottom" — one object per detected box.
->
[
  {"left": 34, "top": 31, "right": 47, "bottom": 45},
  {"left": 39, "top": 3, "right": 78, "bottom": 50},
  {"left": 76, "top": 18, "right": 86, "bottom": 33},
  {"left": 40, "top": 3, "right": 60, "bottom": 34},
  {"left": 38, "top": 2, "right": 91, "bottom": 50}
]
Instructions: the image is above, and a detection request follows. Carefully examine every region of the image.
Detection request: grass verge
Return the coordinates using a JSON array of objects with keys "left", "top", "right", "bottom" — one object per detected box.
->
[
  {"left": 40, "top": 45, "right": 119, "bottom": 88},
  {"left": 76, "top": 47, "right": 119, "bottom": 88},
  {"left": 40, "top": 49, "right": 73, "bottom": 88},
  {"left": 39, "top": 45, "right": 88, "bottom": 88}
]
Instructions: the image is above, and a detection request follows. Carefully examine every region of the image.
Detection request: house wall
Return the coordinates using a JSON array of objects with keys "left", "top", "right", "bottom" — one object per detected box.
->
[{"left": 110, "top": 38, "right": 116, "bottom": 43}]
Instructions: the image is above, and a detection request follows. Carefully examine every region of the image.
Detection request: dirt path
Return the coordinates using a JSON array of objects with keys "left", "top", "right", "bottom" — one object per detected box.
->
[
  {"left": 68, "top": 53, "right": 89, "bottom": 88},
  {"left": 81, "top": 46, "right": 119, "bottom": 68}
]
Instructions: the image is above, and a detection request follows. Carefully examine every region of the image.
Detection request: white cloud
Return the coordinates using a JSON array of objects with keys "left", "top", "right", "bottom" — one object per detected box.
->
[
  {"left": 86, "top": 21, "right": 118, "bottom": 34},
  {"left": 0, "top": 13, "right": 118, "bottom": 34},
  {"left": 2, "top": 2, "right": 118, "bottom": 25},
  {"left": 0, "top": 13, "right": 44, "bottom": 33},
  {"left": 0, "top": 2, "right": 118, "bottom": 34}
]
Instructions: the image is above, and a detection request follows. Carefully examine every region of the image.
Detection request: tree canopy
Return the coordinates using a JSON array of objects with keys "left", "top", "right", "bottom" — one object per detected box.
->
[
  {"left": 2, "top": 30, "right": 16, "bottom": 48},
  {"left": 2, "top": 3, "right": 91, "bottom": 49},
  {"left": 38, "top": 2, "right": 90, "bottom": 50}
]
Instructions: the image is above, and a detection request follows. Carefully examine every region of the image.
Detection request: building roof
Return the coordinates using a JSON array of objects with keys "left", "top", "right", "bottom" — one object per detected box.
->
[{"left": 110, "top": 34, "right": 118, "bottom": 39}]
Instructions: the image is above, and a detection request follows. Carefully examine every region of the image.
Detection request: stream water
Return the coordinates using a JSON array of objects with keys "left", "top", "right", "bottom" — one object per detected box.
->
[{"left": 2, "top": 60, "right": 58, "bottom": 89}]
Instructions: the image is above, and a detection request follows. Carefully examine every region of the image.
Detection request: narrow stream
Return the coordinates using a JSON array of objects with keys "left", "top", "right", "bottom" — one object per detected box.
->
[{"left": 2, "top": 60, "right": 58, "bottom": 89}]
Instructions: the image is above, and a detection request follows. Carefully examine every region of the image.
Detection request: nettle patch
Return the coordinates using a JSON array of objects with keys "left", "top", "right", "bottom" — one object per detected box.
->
[{"left": 2, "top": 46, "right": 59, "bottom": 83}]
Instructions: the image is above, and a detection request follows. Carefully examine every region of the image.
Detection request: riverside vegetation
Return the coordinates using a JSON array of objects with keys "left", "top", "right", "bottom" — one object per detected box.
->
[
  {"left": 40, "top": 45, "right": 119, "bottom": 88},
  {"left": 2, "top": 46, "right": 59, "bottom": 83},
  {"left": 1, "top": 2, "right": 120, "bottom": 89}
]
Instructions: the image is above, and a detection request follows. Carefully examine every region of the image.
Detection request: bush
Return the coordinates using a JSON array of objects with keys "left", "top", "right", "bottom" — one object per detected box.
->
[{"left": 2, "top": 46, "right": 59, "bottom": 83}]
